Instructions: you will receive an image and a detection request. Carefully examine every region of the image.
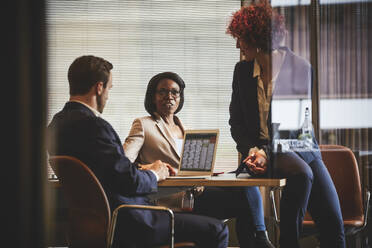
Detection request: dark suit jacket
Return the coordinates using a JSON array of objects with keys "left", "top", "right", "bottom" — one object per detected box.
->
[
  {"left": 47, "top": 102, "right": 162, "bottom": 239},
  {"left": 229, "top": 47, "right": 319, "bottom": 171}
]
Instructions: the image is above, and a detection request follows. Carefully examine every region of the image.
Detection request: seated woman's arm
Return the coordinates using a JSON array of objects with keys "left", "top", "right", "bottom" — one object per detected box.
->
[{"left": 123, "top": 118, "right": 145, "bottom": 163}]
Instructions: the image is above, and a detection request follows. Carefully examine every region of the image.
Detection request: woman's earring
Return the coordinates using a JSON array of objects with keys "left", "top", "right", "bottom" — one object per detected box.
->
[{"left": 256, "top": 48, "right": 260, "bottom": 53}]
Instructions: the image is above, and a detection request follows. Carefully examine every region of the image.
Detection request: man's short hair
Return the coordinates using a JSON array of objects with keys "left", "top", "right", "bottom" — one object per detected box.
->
[{"left": 68, "top": 55, "right": 113, "bottom": 95}]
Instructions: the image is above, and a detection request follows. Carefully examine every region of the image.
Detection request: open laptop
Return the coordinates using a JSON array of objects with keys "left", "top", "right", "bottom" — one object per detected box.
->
[{"left": 167, "top": 129, "right": 219, "bottom": 179}]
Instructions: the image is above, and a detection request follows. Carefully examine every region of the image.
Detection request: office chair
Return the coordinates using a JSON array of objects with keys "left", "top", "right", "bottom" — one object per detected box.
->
[
  {"left": 49, "top": 155, "right": 195, "bottom": 248},
  {"left": 270, "top": 144, "right": 370, "bottom": 245}
]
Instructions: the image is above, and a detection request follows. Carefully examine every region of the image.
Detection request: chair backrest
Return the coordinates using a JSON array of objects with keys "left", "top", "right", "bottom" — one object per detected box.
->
[
  {"left": 303, "top": 144, "right": 364, "bottom": 226},
  {"left": 49, "top": 155, "right": 111, "bottom": 248}
]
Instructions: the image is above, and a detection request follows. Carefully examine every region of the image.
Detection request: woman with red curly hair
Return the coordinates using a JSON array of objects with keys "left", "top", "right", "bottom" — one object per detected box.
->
[{"left": 227, "top": 1, "right": 345, "bottom": 247}]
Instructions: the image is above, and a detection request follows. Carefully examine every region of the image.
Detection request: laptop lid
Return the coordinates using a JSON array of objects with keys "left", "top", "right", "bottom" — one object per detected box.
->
[{"left": 176, "top": 129, "right": 219, "bottom": 176}]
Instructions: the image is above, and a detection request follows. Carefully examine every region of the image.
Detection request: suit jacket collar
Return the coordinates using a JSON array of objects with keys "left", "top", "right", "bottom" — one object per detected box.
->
[
  {"left": 153, "top": 112, "right": 185, "bottom": 157},
  {"left": 63, "top": 101, "right": 96, "bottom": 117},
  {"left": 69, "top": 100, "right": 101, "bottom": 117}
]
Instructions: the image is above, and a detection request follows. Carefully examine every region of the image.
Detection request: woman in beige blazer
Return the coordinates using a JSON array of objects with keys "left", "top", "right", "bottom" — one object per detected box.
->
[
  {"left": 123, "top": 72, "right": 274, "bottom": 248},
  {"left": 124, "top": 72, "right": 189, "bottom": 208},
  {"left": 124, "top": 112, "right": 184, "bottom": 170}
]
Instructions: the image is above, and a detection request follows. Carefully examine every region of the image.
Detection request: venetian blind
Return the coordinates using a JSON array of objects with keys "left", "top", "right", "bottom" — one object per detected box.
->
[{"left": 46, "top": 0, "right": 241, "bottom": 172}]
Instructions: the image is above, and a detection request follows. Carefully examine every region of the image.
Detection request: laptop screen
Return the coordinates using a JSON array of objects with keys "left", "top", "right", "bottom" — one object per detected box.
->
[{"left": 180, "top": 130, "right": 219, "bottom": 171}]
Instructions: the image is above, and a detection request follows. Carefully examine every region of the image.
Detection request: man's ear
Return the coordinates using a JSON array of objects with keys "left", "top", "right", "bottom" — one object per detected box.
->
[{"left": 96, "top": 82, "right": 104, "bottom": 95}]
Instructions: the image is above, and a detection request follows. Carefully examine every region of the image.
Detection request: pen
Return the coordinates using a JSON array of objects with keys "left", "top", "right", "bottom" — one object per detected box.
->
[{"left": 212, "top": 172, "right": 225, "bottom": 176}]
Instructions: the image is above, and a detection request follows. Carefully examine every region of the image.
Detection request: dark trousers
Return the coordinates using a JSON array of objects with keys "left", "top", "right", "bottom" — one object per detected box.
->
[
  {"left": 172, "top": 212, "right": 229, "bottom": 248},
  {"left": 274, "top": 152, "right": 346, "bottom": 248},
  {"left": 115, "top": 187, "right": 266, "bottom": 247},
  {"left": 114, "top": 207, "right": 228, "bottom": 248},
  {"left": 193, "top": 186, "right": 266, "bottom": 248}
]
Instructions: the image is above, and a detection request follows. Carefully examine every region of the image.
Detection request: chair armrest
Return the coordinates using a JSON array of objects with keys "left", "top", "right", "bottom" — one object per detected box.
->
[
  {"left": 270, "top": 187, "right": 281, "bottom": 226},
  {"left": 362, "top": 188, "right": 370, "bottom": 230},
  {"left": 107, "top": 204, "right": 175, "bottom": 248}
]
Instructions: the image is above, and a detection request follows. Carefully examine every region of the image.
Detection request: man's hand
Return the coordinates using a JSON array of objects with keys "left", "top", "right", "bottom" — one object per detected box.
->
[
  {"left": 243, "top": 152, "right": 267, "bottom": 175},
  {"left": 139, "top": 160, "right": 177, "bottom": 180}
]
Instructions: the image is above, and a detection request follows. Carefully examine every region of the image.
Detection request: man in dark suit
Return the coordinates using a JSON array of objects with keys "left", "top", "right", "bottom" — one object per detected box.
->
[{"left": 47, "top": 55, "right": 228, "bottom": 247}]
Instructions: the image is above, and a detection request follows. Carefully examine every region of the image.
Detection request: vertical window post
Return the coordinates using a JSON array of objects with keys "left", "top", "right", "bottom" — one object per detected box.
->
[{"left": 310, "top": 0, "right": 321, "bottom": 142}]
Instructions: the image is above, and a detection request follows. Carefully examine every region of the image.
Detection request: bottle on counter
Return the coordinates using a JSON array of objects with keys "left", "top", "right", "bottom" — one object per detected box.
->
[{"left": 298, "top": 107, "right": 314, "bottom": 149}]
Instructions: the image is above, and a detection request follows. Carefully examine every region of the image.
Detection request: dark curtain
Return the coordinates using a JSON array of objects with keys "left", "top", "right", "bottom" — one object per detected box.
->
[
  {"left": 4, "top": 0, "right": 48, "bottom": 247},
  {"left": 318, "top": 3, "right": 372, "bottom": 98}
]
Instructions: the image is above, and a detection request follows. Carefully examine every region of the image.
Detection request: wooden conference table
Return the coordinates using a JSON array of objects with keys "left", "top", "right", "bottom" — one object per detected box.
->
[
  {"left": 158, "top": 173, "right": 286, "bottom": 187},
  {"left": 49, "top": 173, "right": 286, "bottom": 187}
]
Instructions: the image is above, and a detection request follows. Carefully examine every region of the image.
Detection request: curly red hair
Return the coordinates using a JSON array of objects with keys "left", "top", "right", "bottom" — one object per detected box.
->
[{"left": 226, "top": 0, "right": 286, "bottom": 52}]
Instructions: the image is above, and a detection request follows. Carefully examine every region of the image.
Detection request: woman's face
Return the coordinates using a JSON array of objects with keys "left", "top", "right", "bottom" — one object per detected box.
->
[
  {"left": 154, "top": 78, "right": 181, "bottom": 116},
  {"left": 236, "top": 38, "right": 258, "bottom": 61}
]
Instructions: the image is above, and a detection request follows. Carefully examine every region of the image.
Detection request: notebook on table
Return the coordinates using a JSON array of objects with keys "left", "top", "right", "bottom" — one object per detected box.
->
[{"left": 167, "top": 129, "right": 219, "bottom": 179}]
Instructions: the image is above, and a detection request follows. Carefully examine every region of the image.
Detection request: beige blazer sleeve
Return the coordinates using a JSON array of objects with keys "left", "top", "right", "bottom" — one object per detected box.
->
[
  {"left": 123, "top": 116, "right": 183, "bottom": 169},
  {"left": 123, "top": 118, "right": 145, "bottom": 163}
]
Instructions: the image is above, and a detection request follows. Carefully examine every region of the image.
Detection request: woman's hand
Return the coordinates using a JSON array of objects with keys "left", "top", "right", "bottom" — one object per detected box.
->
[{"left": 243, "top": 152, "right": 267, "bottom": 174}]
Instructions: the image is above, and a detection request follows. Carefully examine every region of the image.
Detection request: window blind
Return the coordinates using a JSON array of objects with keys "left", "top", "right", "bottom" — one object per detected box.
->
[{"left": 46, "top": 0, "right": 241, "bottom": 172}]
